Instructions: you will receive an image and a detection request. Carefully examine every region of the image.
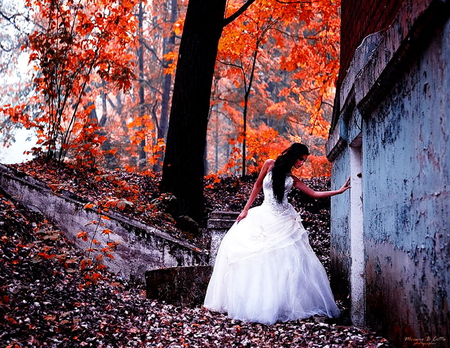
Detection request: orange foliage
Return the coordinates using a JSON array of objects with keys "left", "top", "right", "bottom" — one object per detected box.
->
[
  {"left": 245, "top": 124, "right": 290, "bottom": 173},
  {"left": 219, "top": 0, "right": 340, "bottom": 127},
  {"left": 75, "top": 198, "right": 129, "bottom": 288},
  {"left": 292, "top": 154, "right": 331, "bottom": 178},
  {"left": 220, "top": 125, "right": 330, "bottom": 177},
  {"left": 2, "top": 0, "right": 138, "bottom": 164},
  {"left": 207, "top": 0, "right": 339, "bottom": 176}
]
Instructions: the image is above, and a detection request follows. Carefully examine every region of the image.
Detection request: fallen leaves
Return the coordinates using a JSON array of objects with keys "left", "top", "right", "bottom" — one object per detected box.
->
[{"left": 1, "top": 160, "right": 392, "bottom": 347}]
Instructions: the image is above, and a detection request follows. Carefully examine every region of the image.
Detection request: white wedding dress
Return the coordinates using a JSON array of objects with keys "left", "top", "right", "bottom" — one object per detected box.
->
[{"left": 204, "top": 171, "right": 340, "bottom": 325}]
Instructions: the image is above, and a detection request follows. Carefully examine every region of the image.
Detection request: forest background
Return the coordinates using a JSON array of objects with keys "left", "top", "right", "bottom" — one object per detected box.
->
[{"left": 0, "top": 0, "right": 340, "bottom": 224}]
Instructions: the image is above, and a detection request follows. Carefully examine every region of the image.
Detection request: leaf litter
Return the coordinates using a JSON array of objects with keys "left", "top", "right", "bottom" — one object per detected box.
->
[{"left": 1, "top": 159, "right": 392, "bottom": 347}]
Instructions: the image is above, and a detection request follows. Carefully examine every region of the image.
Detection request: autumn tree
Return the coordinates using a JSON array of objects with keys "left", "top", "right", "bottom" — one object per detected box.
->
[
  {"left": 210, "top": 0, "right": 338, "bottom": 177},
  {"left": 213, "top": 5, "right": 284, "bottom": 176},
  {"left": 0, "top": 0, "right": 138, "bottom": 165},
  {"left": 1, "top": 0, "right": 338, "bottom": 228},
  {"left": 102, "top": 0, "right": 184, "bottom": 171},
  {"left": 161, "top": 0, "right": 339, "bottom": 224}
]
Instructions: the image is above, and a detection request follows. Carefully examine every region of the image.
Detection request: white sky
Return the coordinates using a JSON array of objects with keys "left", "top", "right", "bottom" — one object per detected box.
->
[
  {"left": 0, "top": 0, "right": 36, "bottom": 164},
  {"left": 0, "top": 128, "right": 35, "bottom": 164}
]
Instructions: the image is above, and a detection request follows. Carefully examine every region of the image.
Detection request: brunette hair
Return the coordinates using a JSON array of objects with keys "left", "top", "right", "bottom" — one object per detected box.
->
[{"left": 272, "top": 143, "right": 309, "bottom": 203}]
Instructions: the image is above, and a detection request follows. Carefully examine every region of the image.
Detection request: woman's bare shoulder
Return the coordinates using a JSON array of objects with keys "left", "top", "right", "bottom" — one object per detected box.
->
[{"left": 262, "top": 159, "right": 275, "bottom": 171}]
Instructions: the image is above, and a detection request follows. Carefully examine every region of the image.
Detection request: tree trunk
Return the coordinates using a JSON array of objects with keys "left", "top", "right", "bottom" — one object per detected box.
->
[
  {"left": 154, "top": 0, "right": 177, "bottom": 172},
  {"left": 160, "top": 0, "right": 178, "bottom": 140},
  {"left": 241, "top": 38, "right": 260, "bottom": 177},
  {"left": 160, "top": 0, "right": 227, "bottom": 223},
  {"left": 137, "top": 0, "right": 146, "bottom": 169}
]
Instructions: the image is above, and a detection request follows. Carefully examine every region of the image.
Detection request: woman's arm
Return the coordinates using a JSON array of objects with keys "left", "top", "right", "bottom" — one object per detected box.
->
[
  {"left": 236, "top": 159, "right": 275, "bottom": 222},
  {"left": 293, "top": 176, "right": 350, "bottom": 199}
]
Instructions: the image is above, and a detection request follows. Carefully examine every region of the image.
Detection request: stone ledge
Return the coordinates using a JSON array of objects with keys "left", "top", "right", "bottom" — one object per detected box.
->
[
  {"left": 146, "top": 266, "right": 212, "bottom": 307},
  {"left": 0, "top": 163, "right": 207, "bottom": 281},
  {"left": 206, "top": 210, "right": 238, "bottom": 265}
]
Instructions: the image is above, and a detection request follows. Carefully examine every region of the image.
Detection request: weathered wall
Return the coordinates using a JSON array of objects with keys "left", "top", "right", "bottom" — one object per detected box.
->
[
  {"left": 327, "top": 0, "right": 450, "bottom": 346},
  {"left": 0, "top": 164, "right": 207, "bottom": 281},
  {"left": 329, "top": 150, "right": 351, "bottom": 305},
  {"left": 339, "top": 0, "right": 404, "bottom": 85},
  {"left": 363, "top": 14, "right": 449, "bottom": 341}
]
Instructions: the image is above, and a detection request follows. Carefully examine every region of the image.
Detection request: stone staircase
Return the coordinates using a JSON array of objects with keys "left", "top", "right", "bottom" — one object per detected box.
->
[
  {"left": 145, "top": 210, "right": 239, "bottom": 306},
  {"left": 206, "top": 210, "right": 239, "bottom": 265}
]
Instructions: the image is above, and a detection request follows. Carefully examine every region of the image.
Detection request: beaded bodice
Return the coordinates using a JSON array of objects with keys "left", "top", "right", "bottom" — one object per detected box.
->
[{"left": 262, "top": 171, "right": 293, "bottom": 213}]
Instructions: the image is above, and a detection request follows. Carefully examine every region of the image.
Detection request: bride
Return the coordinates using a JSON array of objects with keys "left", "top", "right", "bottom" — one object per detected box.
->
[{"left": 204, "top": 143, "right": 351, "bottom": 325}]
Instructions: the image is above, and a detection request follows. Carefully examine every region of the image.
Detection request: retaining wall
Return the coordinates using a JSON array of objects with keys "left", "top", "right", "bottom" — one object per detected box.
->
[{"left": 0, "top": 164, "right": 207, "bottom": 282}]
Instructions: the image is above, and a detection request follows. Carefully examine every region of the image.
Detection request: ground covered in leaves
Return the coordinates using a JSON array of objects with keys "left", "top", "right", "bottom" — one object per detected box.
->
[{"left": 1, "top": 159, "right": 392, "bottom": 347}]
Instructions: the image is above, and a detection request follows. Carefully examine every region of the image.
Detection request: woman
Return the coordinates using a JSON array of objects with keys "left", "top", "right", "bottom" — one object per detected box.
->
[{"left": 204, "top": 143, "right": 351, "bottom": 325}]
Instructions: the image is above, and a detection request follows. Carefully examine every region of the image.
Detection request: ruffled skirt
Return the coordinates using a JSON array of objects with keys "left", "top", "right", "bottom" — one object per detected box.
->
[{"left": 204, "top": 203, "right": 340, "bottom": 325}]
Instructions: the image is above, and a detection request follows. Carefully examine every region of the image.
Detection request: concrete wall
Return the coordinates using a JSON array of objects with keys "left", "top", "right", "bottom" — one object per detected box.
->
[
  {"left": 0, "top": 164, "right": 207, "bottom": 282},
  {"left": 327, "top": 0, "right": 449, "bottom": 346}
]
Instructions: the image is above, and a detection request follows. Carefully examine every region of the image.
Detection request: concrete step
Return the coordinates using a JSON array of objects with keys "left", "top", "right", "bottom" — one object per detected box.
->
[
  {"left": 207, "top": 218, "right": 237, "bottom": 229},
  {"left": 209, "top": 210, "right": 239, "bottom": 220}
]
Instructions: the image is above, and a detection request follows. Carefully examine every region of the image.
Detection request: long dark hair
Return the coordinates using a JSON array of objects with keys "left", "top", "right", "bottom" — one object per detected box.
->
[{"left": 272, "top": 143, "right": 309, "bottom": 203}]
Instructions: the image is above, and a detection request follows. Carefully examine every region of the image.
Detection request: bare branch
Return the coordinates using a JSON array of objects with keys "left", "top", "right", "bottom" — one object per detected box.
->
[
  {"left": 223, "top": 0, "right": 256, "bottom": 27},
  {"left": 275, "top": 0, "right": 314, "bottom": 4}
]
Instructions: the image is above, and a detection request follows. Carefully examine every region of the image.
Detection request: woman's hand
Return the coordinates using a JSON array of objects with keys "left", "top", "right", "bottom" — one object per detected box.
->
[
  {"left": 237, "top": 209, "right": 249, "bottom": 223},
  {"left": 339, "top": 177, "right": 351, "bottom": 193}
]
